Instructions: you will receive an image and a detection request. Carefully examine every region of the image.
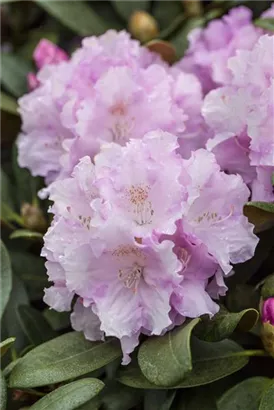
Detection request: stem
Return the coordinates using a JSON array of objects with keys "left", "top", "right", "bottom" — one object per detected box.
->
[{"left": 234, "top": 349, "right": 269, "bottom": 357}]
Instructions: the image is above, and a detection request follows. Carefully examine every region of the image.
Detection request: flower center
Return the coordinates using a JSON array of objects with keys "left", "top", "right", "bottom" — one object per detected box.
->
[
  {"left": 118, "top": 263, "right": 144, "bottom": 292},
  {"left": 177, "top": 247, "right": 191, "bottom": 272},
  {"left": 109, "top": 102, "right": 135, "bottom": 143},
  {"left": 125, "top": 184, "right": 154, "bottom": 226}
]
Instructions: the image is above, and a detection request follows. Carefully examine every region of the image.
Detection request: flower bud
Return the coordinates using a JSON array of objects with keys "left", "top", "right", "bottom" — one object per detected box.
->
[
  {"left": 129, "top": 11, "right": 159, "bottom": 43},
  {"left": 27, "top": 72, "right": 40, "bottom": 91},
  {"left": 21, "top": 203, "right": 47, "bottom": 233},
  {"left": 261, "top": 298, "right": 274, "bottom": 357},
  {"left": 33, "top": 39, "right": 68, "bottom": 70}
]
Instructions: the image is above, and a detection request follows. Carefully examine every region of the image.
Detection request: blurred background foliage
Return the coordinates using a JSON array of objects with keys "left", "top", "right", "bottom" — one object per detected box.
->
[{"left": 1, "top": 1, "right": 274, "bottom": 410}]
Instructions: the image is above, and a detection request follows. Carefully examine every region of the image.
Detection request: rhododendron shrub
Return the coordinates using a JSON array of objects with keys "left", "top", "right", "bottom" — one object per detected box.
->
[{"left": 2, "top": 2, "right": 274, "bottom": 408}]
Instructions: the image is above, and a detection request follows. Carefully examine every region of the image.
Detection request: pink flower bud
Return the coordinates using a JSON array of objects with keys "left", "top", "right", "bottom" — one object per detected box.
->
[
  {"left": 33, "top": 39, "right": 68, "bottom": 70},
  {"left": 262, "top": 298, "right": 274, "bottom": 325},
  {"left": 27, "top": 72, "right": 40, "bottom": 91}
]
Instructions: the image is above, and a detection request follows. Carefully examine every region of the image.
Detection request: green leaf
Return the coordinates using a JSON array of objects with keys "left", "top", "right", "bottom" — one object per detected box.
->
[
  {"left": 43, "top": 309, "right": 70, "bottom": 331},
  {"left": 260, "top": 380, "right": 274, "bottom": 410},
  {"left": 2, "top": 275, "right": 30, "bottom": 353},
  {"left": 138, "top": 319, "right": 200, "bottom": 387},
  {"left": 226, "top": 284, "right": 260, "bottom": 313},
  {"left": 1, "top": 202, "right": 24, "bottom": 226},
  {"left": 10, "top": 229, "right": 43, "bottom": 241},
  {"left": 254, "top": 18, "right": 274, "bottom": 31},
  {"left": 0, "top": 337, "right": 16, "bottom": 357},
  {"left": 100, "top": 381, "right": 142, "bottom": 410},
  {"left": 9, "top": 332, "right": 121, "bottom": 388},
  {"left": 1, "top": 92, "right": 19, "bottom": 116},
  {"left": 153, "top": 1, "right": 183, "bottom": 29},
  {"left": 35, "top": 0, "right": 109, "bottom": 36},
  {"left": 112, "top": 1, "right": 150, "bottom": 21},
  {"left": 10, "top": 250, "right": 47, "bottom": 301},
  {"left": 0, "top": 371, "right": 7, "bottom": 410},
  {"left": 261, "top": 274, "right": 274, "bottom": 300},
  {"left": 176, "top": 386, "right": 217, "bottom": 409},
  {"left": 29, "top": 378, "right": 104, "bottom": 410},
  {"left": 119, "top": 339, "right": 249, "bottom": 389},
  {"left": 244, "top": 201, "right": 274, "bottom": 233},
  {"left": 194, "top": 306, "right": 259, "bottom": 342},
  {"left": 1, "top": 169, "right": 14, "bottom": 208},
  {"left": 144, "top": 390, "right": 176, "bottom": 410},
  {"left": 0, "top": 241, "right": 12, "bottom": 318},
  {"left": 1, "top": 53, "right": 31, "bottom": 97},
  {"left": 17, "top": 305, "right": 57, "bottom": 346},
  {"left": 218, "top": 377, "right": 271, "bottom": 410}
]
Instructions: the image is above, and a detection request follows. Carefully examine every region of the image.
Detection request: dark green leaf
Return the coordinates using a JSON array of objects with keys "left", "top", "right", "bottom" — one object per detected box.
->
[
  {"left": 35, "top": 0, "right": 109, "bottom": 35},
  {"left": 0, "top": 337, "right": 16, "bottom": 357},
  {"left": 194, "top": 306, "right": 259, "bottom": 342},
  {"left": 176, "top": 386, "right": 217, "bottom": 409},
  {"left": 101, "top": 381, "right": 142, "bottom": 410},
  {"left": 10, "top": 250, "right": 47, "bottom": 301},
  {"left": 1, "top": 202, "right": 24, "bottom": 226},
  {"left": 226, "top": 284, "right": 260, "bottom": 313},
  {"left": 138, "top": 319, "right": 200, "bottom": 387},
  {"left": 1, "top": 92, "right": 19, "bottom": 116},
  {"left": 9, "top": 332, "right": 121, "bottom": 388},
  {"left": 112, "top": 1, "right": 150, "bottom": 21},
  {"left": 2, "top": 275, "right": 29, "bottom": 353},
  {"left": 218, "top": 377, "right": 271, "bottom": 410},
  {"left": 261, "top": 274, "right": 274, "bottom": 300},
  {"left": 0, "top": 170, "right": 14, "bottom": 208},
  {"left": 0, "top": 371, "right": 7, "bottom": 410},
  {"left": 29, "top": 378, "right": 104, "bottom": 410},
  {"left": 254, "top": 18, "right": 274, "bottom": 31},
  {"left": 0, "top": 241, "right": 12, "bottom": 318},
  {"left": 1, "top": 53, "right": 31, "bottom": 97},
  {"left": 144, "top": 390, "right": 176, "bottom": 410},
  {"left": 119, "top": 339, "right": 248, "bottom": 389},
  {"left": 43, "top": 309, "right": 70, "bottom": 331},
  {"left": 244, "top": 202, "right": 274, "bottom": 233},
  {"left": 17, "top": 305, "right": 57, "bottom": 346},
  {"left": 10, "top": 229, "right": 43, "bottom": 241},
  {"left": 260, "top": 380, "right": 274, "bottom": 410},
  {"left": 153, "top": 1, "right": 183, "bottom": 30}
]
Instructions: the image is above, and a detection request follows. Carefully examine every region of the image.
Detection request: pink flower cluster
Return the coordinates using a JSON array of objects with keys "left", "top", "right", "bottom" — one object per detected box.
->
[
  {"left": 16, "top": 6, "right": 274, "bottom": 362},
  {"left": 42, "top": 132, "right": 258, "bottom": 363}
]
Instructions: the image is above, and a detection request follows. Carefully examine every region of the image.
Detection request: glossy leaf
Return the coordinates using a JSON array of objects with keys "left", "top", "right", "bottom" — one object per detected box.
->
[
  {"left": 0, "top": 371, "right": 7, "bottom": 410},
  {"left": 17, "top": 305, "right": 57, "bottom": 346},
  {"left": 10, "top": 229, "right": 43, "bottom": 241},
  {"left": 119, "top": 339, "right": 249, "bottom": 389},
  {"left": 254, "top": 18, "right": 274, "bottom": 31},
  {"left": 1, "top": 92, "right": 19, "bottom": 116},
  {"left": 194, "top": 306, "right": 259, "bottom": 342},
  {"left": 138, "top": 319, "right": 200, "bottom": 386},
  {"left": 111, "top": 1, "right": 149, "bottom": 21},
  {"left": 244, "top": 202, "right": 274, "bottom": 233},
  {"left": 260, "top": 380, "right": 274, "bottom": 410},
  {"left": 218, "top": 377, "right": 271, "bottom": 410},
  {"left": 0, "top": 241, "right": 12, "bottom": 318},
  {"left": 1, "top": 53, "right": 31, "bottom": 97},
  {"left": 10, "top": 332, "right": 121, "bottom": 388},
  {"left": 29, "top": 378, "right": 104, "bottom": 410},
  {"left": 35, "top": 0, "right": 109, "bottom": 36},
  {"left": 0, "top": 337, "right": 16, "bottom": 357}
]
